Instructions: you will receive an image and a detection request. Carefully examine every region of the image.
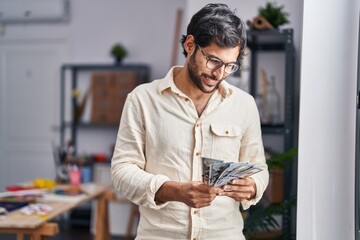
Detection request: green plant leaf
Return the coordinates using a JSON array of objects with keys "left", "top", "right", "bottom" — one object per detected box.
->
[
  {"left": 110, "top": 43, "right": 128, "bottom": 59},
  {"left": 267, "top": 147, "right": 298, "bottom": 171},
  {"left": 244, "top": 196, "right": 297, "bottom": 237},
  {"left": 258, "top": 2, "right": 289, "bottom": 28}
]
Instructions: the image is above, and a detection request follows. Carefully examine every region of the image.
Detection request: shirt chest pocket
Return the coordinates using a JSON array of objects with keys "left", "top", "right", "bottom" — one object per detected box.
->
[{"left": 208, "top": 124, "right": 243, "bottom": 161}]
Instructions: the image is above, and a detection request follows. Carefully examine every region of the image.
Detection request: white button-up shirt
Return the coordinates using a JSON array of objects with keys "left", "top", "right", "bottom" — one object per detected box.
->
[{"left": 111, "top": 67, "right": 269, "bottom": 240}]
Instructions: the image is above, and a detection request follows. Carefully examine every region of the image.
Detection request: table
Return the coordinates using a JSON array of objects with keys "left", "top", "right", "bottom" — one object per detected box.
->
[{"left": 0, "top": 183, "right": 110, "bottom": 240}]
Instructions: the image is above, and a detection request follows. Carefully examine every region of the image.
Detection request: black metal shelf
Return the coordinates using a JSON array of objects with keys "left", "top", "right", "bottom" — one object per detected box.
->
[
  {"left": 261, "top": 124, "right": 287, "bottom": 134},
  {"left": 62, "top": 63, "right": 151, "bottom": 72},
  {"left": 247, "top": 28, "right": 295, "bottom": 238},
  {"left": 59, "top": 63, "right": 150, "bottom": 227},
  {"left": 247, "top": 29, "right": 291, "bottom": 51},
  {"left": 60, "top": 63, "right": 150, "bottom": 151},
  {"left": 247, "top": 28, "right": 294, "bottom": 150}
]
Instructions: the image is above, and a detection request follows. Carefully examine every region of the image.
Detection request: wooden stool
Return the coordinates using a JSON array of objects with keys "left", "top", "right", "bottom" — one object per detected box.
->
[{"left": 95, "top": 190, "right": 139, "bottom": 240}]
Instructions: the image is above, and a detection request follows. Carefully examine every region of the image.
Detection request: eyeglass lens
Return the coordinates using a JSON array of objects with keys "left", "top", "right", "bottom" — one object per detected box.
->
[
  {"left": 197, "top": 45, "right": 239, "bottom": 74},
  {"left": 206, "top": 58, "right": 239, "bottom": 73}
]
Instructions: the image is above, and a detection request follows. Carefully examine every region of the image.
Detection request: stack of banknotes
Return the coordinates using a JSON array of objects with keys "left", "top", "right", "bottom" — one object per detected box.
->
[{"left": 202, "top": 157, "right": 263, "bottom": 187}]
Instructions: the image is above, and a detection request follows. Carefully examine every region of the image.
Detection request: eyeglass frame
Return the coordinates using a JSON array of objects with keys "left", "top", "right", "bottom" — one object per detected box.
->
[{"left": 197, "top": 45, "right": 241, "bottom": 74}]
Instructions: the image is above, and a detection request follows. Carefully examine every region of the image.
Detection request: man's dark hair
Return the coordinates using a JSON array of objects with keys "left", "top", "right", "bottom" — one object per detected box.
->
[{"left": 181, "top": 3, "right": 247, "bottom": 61}]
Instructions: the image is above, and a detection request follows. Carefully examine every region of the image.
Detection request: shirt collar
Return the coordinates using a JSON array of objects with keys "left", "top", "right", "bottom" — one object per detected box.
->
[
  {"left": 157, "top": 66, "right": 181, "bottom": 95},
  {"left": 219, "top": 80, "right": 233, "bottom": 99},
  {"left": 157, "top": 66, "right": 233, "bottom": 99}
]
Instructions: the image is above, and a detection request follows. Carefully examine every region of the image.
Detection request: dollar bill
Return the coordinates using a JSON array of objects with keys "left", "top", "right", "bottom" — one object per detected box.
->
[
  {"left": 201, "top": 157, "right": 263, "bottom": 187},
  {"left": 201, "top": 157, "right": 223, "bottom": 185}
]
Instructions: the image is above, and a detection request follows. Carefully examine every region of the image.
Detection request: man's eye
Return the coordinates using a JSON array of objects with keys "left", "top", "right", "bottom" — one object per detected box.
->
[
  {"left": 209, "top": 58, "right": 222, "bottom": 67},
  {"left": 229, "top": 64, "right": 237, "bottom": 70}
]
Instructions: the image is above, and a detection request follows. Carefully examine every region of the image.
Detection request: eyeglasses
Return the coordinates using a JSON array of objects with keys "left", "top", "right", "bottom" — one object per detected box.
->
[{"left": 197, "top": 45, "right": 240, "bottom": 74}]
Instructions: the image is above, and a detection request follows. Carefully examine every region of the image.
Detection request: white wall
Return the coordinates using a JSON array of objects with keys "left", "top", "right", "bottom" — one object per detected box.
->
[
  {"left": 297, "top": 0, "right": 359, "bottom": 239},
  {"left": 67, "top": 0, "right": 186, "bottom": 79},
  {"left": 10, "top": 0, "right": 185, "bottom": 80}
]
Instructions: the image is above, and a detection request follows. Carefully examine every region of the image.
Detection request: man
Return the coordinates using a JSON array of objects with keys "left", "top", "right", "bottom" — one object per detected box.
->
[{"left": 111, "top": 3, "right": 269, "bottom": 240}]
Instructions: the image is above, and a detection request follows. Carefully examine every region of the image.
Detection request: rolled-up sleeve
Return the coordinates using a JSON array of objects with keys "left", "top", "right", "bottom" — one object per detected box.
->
[{"left": 111, "top": 92, "right": 170, "bottom": 209}]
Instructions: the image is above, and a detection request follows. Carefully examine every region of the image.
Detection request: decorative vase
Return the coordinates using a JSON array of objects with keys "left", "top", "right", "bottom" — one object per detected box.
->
[{"left": 115, "top": 57, "right": 123, "bottom": 65}]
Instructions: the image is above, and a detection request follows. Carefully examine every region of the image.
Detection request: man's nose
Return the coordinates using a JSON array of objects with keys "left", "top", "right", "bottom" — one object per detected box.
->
[{"left": 212, "top": 65, "right": 226, "bottom": 80}]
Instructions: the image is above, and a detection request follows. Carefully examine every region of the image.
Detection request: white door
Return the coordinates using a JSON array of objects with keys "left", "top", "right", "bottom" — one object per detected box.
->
[{"left": 0, "top": 39, "right": 68, "bottom": 190}]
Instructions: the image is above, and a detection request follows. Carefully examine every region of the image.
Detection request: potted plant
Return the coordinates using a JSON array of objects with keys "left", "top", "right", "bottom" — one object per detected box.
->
[
  {"left": 242, "top": 147, "right": 298, "bottom": 240},
  {"left": 110, "top": 43, "right": 128, "bottom": 64},
  {"left": 258, "top": 2, "right": 290, "bottom": 29}
]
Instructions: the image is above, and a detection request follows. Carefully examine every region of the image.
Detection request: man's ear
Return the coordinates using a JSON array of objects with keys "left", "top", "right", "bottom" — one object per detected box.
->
[{"left": 183, "top": 35, "right": 196, "bottom": 55}]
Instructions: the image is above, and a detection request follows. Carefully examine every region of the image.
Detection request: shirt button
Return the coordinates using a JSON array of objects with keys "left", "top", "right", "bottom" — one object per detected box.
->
[
  {"left": 196, "top": 124, "right": 200, "bottom": 127},
  {"left": 196, "top": 152, "right": 200, "bottom": 156},
  {"left": 194, "top": 210, "right": 199, "bottom": 215},
  {"left": 193, "top": 238, "right": 198, "bottom": 240},
  {"left": 185, "top": 98, "right": 189, "bottom": 102},
  {"left": 225, "top": 130, "right": 229, "bottom": 134}
]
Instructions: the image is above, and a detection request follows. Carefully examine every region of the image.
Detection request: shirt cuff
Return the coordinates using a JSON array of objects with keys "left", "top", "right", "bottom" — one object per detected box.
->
[
  {"left": 241, "top": 177, "right": 263, "bottom": 210},
  {"left": 146, "top": 174, "right": 170, "bottom": 210}
]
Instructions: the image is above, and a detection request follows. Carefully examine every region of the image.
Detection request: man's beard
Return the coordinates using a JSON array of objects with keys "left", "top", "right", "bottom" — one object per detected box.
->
[{"left": 187, "top": 53, "right": 222, "bottom": 94}]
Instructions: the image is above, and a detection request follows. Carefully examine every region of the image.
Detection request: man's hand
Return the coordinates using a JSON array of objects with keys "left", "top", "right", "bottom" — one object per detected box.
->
[
  {"left": 155, "top": 181, "right": 223, "bottom": 208},
  {"left": 219, "top": 177, "right": 257, "bottom": 201}
]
